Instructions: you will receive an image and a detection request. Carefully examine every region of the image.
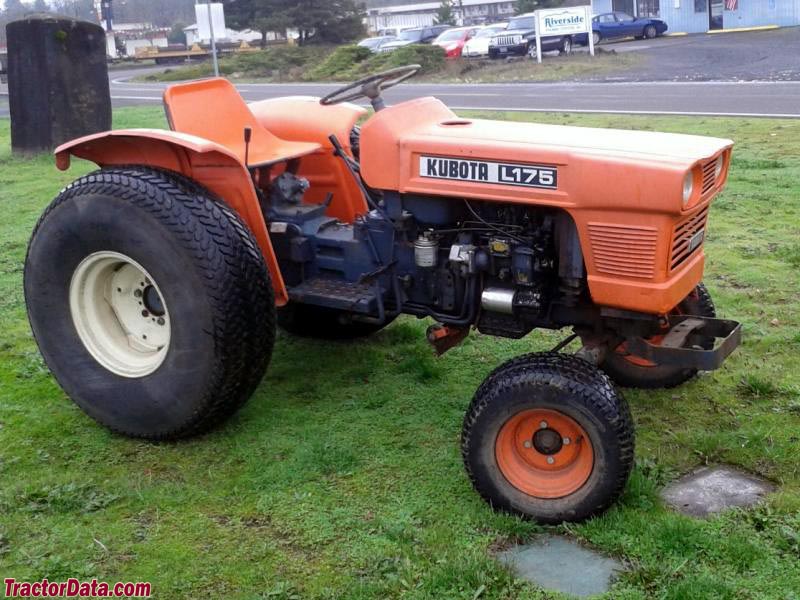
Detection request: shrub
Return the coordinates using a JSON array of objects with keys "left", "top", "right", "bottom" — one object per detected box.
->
[
  {"left": 352, "top": 44, "right": 447, "bottom": 79},
  {"left": 225, "top": 45, "right": 332, "bottom": 79},
  {"left": 305, "top": 45, "right": 372, "bottom": 81},
  {"left": 141, "top": 42, "right": 447, "bottom": 84}
]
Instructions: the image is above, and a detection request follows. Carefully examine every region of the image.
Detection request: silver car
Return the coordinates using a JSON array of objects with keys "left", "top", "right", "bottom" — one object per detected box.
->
[{"left": 357, "top": 36, "right": 397, "bottom": 53}]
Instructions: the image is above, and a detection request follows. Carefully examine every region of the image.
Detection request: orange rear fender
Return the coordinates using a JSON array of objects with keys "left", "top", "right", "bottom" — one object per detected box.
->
[{"left": 54, "top": 129, "right": 288, "bottom": 305}]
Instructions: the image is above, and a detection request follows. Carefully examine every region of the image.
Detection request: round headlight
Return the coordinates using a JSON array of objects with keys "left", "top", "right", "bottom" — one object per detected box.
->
[
  {"left": 682, "top": 172, "right": 694, "bottom": 207},
  {"left": 714, "top": 154, "right": 724, "bottom": 179}
]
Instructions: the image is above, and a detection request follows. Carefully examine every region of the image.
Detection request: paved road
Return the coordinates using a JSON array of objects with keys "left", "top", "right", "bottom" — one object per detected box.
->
[
  {"left": 3, "top": 75, "right": 797, "bottom": 119},
  {"left": 2, "top": 29, "right": 800, "bottom": 119},
  {"left": 106, "top": 74, "right": 800, "bottom": 118}
]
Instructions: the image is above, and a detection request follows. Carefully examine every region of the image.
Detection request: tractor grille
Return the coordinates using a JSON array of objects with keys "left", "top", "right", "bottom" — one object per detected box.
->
[
  {"left": 588, "top": 223, "right": 658, "bottom": 279},
  {"left": 494, "top": 34, "right": 523, "bottom": 47},
  {"left": 671, "top": 206, "right": 708, "bottom": 271},
  {"left": 701, "top": 158, "right": 717, "bottom": 196}
]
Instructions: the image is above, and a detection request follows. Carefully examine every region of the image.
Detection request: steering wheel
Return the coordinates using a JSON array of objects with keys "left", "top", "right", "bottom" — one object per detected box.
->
[{"left": 319, "top": 64, "right": 421, "bottom": 111}]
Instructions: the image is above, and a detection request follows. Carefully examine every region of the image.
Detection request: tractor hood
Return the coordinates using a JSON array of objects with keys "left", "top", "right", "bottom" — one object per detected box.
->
[{"left": 360, "top": 97, "right": 733, "bottom": 213}]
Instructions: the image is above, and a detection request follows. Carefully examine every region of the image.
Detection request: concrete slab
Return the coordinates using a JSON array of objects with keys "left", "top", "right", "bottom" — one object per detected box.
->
[
  {"left": 497, "top": 535, "right": 623, "bottom": 598},
  {"left": 661, "top": 465, "right": 774, "bottom": 517}
]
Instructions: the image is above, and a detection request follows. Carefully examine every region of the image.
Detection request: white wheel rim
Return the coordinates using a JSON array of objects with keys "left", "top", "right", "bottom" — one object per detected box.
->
[{"left": 69, "top": 251, "right": 171, "bottom": 378}]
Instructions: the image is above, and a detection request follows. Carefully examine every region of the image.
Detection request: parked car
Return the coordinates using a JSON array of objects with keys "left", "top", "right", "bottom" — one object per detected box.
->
[
  {"left": 591, "top": 12, "right": 668, "bottom": 45},
  {"left": 488, "top": 13, "right": 585, "bottom": 59},
  {"left": 432, "top": 26, "right": 481, "bottom": 58},
  {"left": 462, "top": 23, "right": 508, "bottom": 58},
  {"left": 379, "top": 25, "right": 452, "bottom": 52},
  {"left": 377, "top": 26, "right": 409, "bottom": 38},
  {"left": 357, "top": 35, "right": 397, "bottom": 53}
]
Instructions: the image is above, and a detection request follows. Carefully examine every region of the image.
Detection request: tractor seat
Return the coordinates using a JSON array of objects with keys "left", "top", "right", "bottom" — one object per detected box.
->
[{"left": 162, "top": 78, "right": 320, "bottom": 168}]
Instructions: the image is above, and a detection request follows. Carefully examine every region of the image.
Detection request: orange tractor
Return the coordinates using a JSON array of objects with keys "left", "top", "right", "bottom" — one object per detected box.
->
[{"left": 25, "top": 66, "right": 741, "bottom": 523}]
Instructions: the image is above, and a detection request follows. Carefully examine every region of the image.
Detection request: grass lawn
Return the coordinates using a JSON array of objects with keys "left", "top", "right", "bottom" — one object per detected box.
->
[
  {"left": 417, "top": 52, "right": 639, "bottom": 84},
  {"left": 1, "top": 107, "right": 799, "bottom": 599}
]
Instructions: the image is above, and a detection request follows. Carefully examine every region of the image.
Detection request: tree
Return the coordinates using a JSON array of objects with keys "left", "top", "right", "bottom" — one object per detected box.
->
[
  {"left": 226, "top": 0, "right": 365, "bottom": 46},
  {"left": 50, "top": 0, "right": 100, "bottom": 22},
  {"left": 167, "top": 22, "right": 187, "bottom": 45},
  {"left": 3, "top": 0, "right": 28, "bottom": 20},
  {"left": 288, "top": 0, "right": 366, "bottom": 45},
  {"left": 33, "top": 0, "right": 49, "bottom": 13},
  {"left": 435, "top": 0, "right": 454, "bottom": 25},
  {"left": 515, "top": 0, "right": 564, "bottom": 14},
  {"left": 226, "top": 0, "right": 291, "bottom": 48}
]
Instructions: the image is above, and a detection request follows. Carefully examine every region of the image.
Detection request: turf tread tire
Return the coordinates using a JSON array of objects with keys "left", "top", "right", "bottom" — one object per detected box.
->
[
  {"left": 462, "top": 352, "right": 634, "bottom": 523},
  {"left": 24, "top": 166, "right": 275, "bottom": 440}
]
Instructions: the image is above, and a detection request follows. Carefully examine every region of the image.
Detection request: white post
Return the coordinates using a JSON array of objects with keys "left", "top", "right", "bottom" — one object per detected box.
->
[
  {"left": 586, "top": 5, "right": 595, "bottom": 56},
  {"left": 534, "top": 10, "right": 542, "bottom": 64},
  {"left": 205, "top": 1, "right": 220, "bottom": 77}
]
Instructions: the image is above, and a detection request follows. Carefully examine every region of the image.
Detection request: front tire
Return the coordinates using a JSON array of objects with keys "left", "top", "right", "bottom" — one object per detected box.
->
[
  {"left": 25, "top": 167, "right": 275, "bottom": 439},
  {"left": 560, "top": 37, "right": 572, "bottom": 55},
  {"left": 592, "top": 31, "right": 601, "bottom": 46},
  {"left": 644, "top": 25, "right": 657, "bottom": 39},
  {"left": 462, "top": 353, "right": 634, "bottom": 523}
]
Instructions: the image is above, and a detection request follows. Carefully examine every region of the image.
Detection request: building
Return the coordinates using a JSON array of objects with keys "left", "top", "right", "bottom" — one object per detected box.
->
[
  {"left": 110, "top": 22, "right": 170, "bottom": 59},
  {"left": 366, "top": 0, "right": 516, "bottom": 31},
  {"left": 593, "top": 0, "right": 800, "bottom": 33},
  {"left": 183, "top": 23, "right": 266, "bottom": 46}
]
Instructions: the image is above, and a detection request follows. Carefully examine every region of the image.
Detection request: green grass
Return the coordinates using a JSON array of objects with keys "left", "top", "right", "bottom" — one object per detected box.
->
[
  {"left": 1, "top": 107, "right": 800, "bottom": 599},
  {"left": 419, "top": 51, "right": 639, "bottom": 83}
]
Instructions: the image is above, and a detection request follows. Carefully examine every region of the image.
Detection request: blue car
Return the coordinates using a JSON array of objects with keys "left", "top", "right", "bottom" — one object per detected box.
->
[{"left": 591, "top": 12, "right": 668, "bottom": 45}]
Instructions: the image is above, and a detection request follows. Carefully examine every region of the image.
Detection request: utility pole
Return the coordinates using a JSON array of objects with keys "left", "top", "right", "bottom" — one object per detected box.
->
[
  {"left": 100, "top": 0, "right": 112, "bottom": 32},
  {"left": 197, "top": 0, "right": 220, "bottom": 77},
  {"left": 99, "top": 0, "right": 116, "bottom": 59}
]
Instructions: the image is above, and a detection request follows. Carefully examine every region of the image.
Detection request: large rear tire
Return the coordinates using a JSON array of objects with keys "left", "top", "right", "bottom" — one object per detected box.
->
[
  {"left": 24, "top": 167, "right": 275, "bottom": 439},
  {"left": 277, "top": 302, "right": 395, "bottom": 340},
  {"left": 462, "top": 353, "right": 634, "bottom": 523},
  {"left": 600, "top": 283, "right": 716, "bottom": 389}
]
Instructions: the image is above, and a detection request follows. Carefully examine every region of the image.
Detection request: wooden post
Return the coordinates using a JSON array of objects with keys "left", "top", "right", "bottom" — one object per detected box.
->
[{"left": 6, "top": 15, "right": 111, "bottom": 153}]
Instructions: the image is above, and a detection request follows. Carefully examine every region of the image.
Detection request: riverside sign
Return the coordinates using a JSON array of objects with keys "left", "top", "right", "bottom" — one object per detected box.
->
[{"left": 534, "top": 5, "right": 594, "bottom": 63}]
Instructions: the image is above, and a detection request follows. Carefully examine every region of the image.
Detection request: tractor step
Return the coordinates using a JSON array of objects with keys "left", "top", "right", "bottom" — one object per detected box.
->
[{"left": 287, "top": 277, "right": 379, "bottom": 314}]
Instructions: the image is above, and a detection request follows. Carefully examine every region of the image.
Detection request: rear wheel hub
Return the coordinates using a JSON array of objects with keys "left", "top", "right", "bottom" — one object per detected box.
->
[{"left": 69, "top": 251, "right": 170, "bottom": 378}]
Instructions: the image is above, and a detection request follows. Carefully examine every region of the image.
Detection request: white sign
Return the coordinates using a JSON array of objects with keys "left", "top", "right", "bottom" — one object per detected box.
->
[
  {"left": 195, "top": 3, "right": 226, "bottom": 42},
  {"left": 534, "top": 5, "right": 594, "bottom": 64},
  {"left": 538, "top": 7, "right": 590, "bottom": 36}
]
